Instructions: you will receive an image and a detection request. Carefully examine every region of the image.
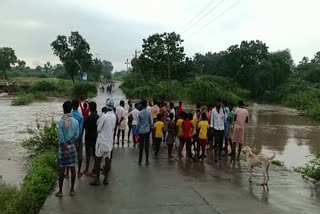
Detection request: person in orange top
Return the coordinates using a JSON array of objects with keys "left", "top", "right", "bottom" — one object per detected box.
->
[{"left": 197, "top": 112, "right": 209, "bottom": 161}]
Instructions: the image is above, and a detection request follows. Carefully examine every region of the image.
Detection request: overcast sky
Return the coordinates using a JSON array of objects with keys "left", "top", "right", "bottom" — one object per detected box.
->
[{"left": 1, "top": 0, "right": 320, "bottom": 71}]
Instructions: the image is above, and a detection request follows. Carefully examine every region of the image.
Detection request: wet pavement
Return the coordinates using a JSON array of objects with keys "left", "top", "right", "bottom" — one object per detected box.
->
[{"left": 40, "top": 147, "right": 320, "bottom": 214}]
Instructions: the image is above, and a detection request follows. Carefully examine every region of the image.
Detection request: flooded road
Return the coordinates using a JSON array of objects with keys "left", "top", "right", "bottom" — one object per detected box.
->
[{"left": 0, "top": 84, "right": 319, "bottom": 185}]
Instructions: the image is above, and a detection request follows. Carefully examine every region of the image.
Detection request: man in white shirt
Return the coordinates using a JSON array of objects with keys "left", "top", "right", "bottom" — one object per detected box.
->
[
  {"left": 210, "top": 99, "right": 226, "bottom": 162},
  {"left": 128, "top": 103, "right": 139, "bottom": 147},
  {"left": 116, "top": 100, "right": 126, "bottom": 147},
  {"left": 91, "top": 98, "right": 116, "bottom": 186}
]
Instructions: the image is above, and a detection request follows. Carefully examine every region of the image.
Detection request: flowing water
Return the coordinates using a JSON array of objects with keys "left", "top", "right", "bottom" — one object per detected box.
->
[{"left": 0, "top": 84, "right": 319, "bottom": 185}]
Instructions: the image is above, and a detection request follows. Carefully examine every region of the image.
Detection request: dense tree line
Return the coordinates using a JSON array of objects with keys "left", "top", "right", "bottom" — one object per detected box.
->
[
  {"left": 129, "top": 31, "right": 320, "bottom": 100},
  {"left": 0, "top": 31, "right": 113, "bottom": 82}
]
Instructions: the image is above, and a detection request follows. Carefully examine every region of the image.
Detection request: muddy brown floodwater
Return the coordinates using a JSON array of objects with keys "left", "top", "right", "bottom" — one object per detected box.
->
[{"left": 0, "top": 84, "right": 319, "bottom": 185}]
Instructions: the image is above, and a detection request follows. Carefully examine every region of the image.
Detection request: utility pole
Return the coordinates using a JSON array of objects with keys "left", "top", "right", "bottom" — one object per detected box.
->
[{"left": 125, "top": 59, "right": 129, "bottom": 72}]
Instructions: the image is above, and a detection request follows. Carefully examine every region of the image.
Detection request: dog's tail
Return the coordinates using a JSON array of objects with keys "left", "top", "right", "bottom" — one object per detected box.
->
[{"left": 268, "top": 152, "right": 276, "bottom": 161}]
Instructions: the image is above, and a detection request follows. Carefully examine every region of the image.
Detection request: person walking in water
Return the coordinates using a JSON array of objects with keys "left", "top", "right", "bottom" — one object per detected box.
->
[
  {"left": 232, "top": 100, "right": 249, "bottom": 161},
  {"left": 83, "top": 101, "right": 99, "bottom": 176},
  {"left": 211, "top": 99, "right": 226, "bottom": 162},
  {"left": 116, "top": 100, "right": 126, "bottom": 147},
  {"left": 56, "top": 101, "right": 79, "bottom": 197},
  {"left": 137, "top": 99, "right": 153, "bottom": 165},
  {"left": 91, "top": 98, "right": 117, "bottom": 185},
  {"left": 72, "top": 99, "right": 84, "bottom": 177}
]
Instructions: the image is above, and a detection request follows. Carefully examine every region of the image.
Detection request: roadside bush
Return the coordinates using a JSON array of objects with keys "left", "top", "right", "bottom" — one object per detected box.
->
[
  {"left": 71, "top": 83, "right": 97, "bottom": 99},
  {"left": 12, "top": 92, "right": 34, "bottom": 105},
  {"left": 188, "top": 78, "right": 242, "bottom": 106},
  {"left": 4, "top": 151, "right": 58, "bottom": 214},
  {"left": 0, "top": 183, "right": 18, "bottom": 213},
  {"left": 278, "top": 76, "right": 320, "bottom": 120},
  {"left": 22, "top": 121, "right": 58, "bottom": 155},
  {"left": 28, "top": 81, "right": 58, "bottom": 93},
  {"left": 1, "top": 121, "right": 59, "bottom": 214},
  {"left": 296, "top": 153, "right": 320, "bottom": 181}
]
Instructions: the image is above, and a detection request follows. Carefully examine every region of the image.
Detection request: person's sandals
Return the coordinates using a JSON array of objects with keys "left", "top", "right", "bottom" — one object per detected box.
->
[
  {"left": 55, "top": 192, "right": 63, "bottom": 198},
  {"left": 70, "top": 191, "right": 76, "bottom": 196},
  {"left": 103, "top": 178, "right": 109, "bottom": 185}
]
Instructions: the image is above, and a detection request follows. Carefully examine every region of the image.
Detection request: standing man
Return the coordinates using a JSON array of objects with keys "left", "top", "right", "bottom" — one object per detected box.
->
[
  {"left": 72, "top": 99, "right": 84, "bottom": 177},
  {"left": 210, "top": 99, "right": 226, "bottom": 162},
  {"left": 116, "top": 100, "right": 126, "bottom": 147},
  {"left": 56, "top": 101, "right": 79, "bottom": 197},
  {"left": 91, "top": 99, "right": 116, "bottom": 185},
  {"left": 127, "top": 100, "right": 133, "bottom": 146},
  {"left": 137, "top": 99, "right": 153, "bottom": 165},
  {"left": 232, "top": 100, "right": 249, "bottom": 161},
  {"left": 83, "top": 101, "right": 99, "bottom": 176}
]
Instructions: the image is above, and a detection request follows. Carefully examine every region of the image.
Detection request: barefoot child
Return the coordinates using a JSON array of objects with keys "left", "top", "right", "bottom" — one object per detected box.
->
[
  {"left": 197, "top": 112, "right": 209, "bottom": 161},
  {"left": 166, "top": 113, "right": 175, "bottom": 158},
  {"left": 154, "top": 114, "right": 165, "bottom": 159},
  {"left": 183, "top": 113, "right": 194, "bottom": 160}
]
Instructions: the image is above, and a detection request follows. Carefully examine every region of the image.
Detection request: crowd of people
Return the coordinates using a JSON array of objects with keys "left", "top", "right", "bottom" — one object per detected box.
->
[{"left": 55, "top": 97, "right": 248, "bottom": 197}]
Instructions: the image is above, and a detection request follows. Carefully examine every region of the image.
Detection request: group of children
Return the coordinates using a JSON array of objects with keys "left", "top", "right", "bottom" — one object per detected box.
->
[{"left": 131, "top": 99, "right": 248, "bottom": 162}]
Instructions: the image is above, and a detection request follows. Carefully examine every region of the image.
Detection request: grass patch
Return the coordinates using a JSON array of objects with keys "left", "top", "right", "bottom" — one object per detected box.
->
[
  {"left": 295, "top": 154, "right": 320, "bottom": 181},
  {"left": 0, "top": 122, "right": 59, "bottom": 214},
  {"left": 11, "top": 79, "right": 98, "bottom": 105},
  {"left": 12, "top": 92, "right": 34, "bottom": 105}
]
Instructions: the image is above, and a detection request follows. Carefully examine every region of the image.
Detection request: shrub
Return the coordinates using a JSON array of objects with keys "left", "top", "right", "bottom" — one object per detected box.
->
[
  {"left": 71, "top": 83, "right": 97, "bottom": 99},
  {"left": 271, "top": 160, "right": 284, "bottom": 166},
  {"left": 188, "top": 78, "right": 242, "bottom": 106},
  {"left": 295, "top": 154, "right": 320, "bottom": 181},
  {"left": 0, "top": 183, "right": 18, "bottom": 213},
  {"left": 4, "top": 151, "right": 58, "bottom": 214},
  {"left": 28, "top": 81, "right": 58, "bottom": 93},
  {"left": 12, "top": 92, "right": 34, "bottom": 105},
  {"left": 22, "top": 121, "right": 58, "bottom": 155}
]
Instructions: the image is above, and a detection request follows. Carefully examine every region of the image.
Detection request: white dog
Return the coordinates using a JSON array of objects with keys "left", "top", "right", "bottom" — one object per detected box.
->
[{"left": 242, "top": 146, "right": 276, "bottom": 185}]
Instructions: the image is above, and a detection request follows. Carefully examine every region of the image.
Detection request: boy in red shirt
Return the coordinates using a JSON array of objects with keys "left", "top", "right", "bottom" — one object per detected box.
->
[{"left": 182, "top": 113, "right": 194, "bottom": 160}]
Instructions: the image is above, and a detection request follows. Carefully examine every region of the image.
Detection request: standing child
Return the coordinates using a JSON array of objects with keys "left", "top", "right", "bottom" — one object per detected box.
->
[
  {"left": 129, "top": 103, "right": 139, "bottom": 147},
  {"left": 197, "top": 112, "right": 209, "bottom": 161},
  {"left": 177, "top": 112, "right": 185, "bottom": 158},
  {"left": 154, "top": 114, "right": 165, "bottom": 159},
  {"left": 183, "top": 113, "right": 194, "bottom": 160},
  {"left": 166, "top": 113, "right": 175, "bottom": 158}
]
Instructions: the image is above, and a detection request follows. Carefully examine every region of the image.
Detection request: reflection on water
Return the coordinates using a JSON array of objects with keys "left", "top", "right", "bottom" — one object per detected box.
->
[
  {"left": 246, "top": 103, "right": 320, "bottom": 168},
  {"left": 1, "top": 88, "right": 320, "bottom": 184}
]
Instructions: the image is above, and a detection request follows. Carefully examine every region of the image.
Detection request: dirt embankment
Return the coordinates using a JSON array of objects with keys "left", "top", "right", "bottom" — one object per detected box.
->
[{"left": 0, "top": 82, "right": 30, "bottom": 94}]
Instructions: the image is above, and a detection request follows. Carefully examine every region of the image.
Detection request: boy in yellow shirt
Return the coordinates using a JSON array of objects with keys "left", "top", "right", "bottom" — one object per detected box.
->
[
  {"left": 154, "top": 114, "right": 164, "bottom": 159},
  {"left": 197, "top": 112, "right": 209, "bottom": 160},
  {"left": 176, "top": 112, "right": 184, "bottom": 158}
]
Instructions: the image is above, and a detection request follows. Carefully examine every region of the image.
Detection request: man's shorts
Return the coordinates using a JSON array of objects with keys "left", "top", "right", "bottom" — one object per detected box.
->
[
  {"left": 199, "top": 139, "right": 207, "bottom": 149},
  {"left": 132, "top": 125, "right": 137, "bottom": 135}
]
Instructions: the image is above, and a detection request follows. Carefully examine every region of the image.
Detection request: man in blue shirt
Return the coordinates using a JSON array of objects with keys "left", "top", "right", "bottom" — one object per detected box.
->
[
  {"left": 56, "top": 101, "right": 79, "bottom": 197},
  {"left": 72, "top": 99, "right": 84, "bottom": 177},
  {"left": 137, "top": 99, "right": 153, "bottom": 165}
]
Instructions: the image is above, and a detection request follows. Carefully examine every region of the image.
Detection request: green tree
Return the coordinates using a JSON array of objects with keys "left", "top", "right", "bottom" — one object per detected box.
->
[
  {"left": 139, "top": 32, "right": 185, "bottom": 98},
  {"left": 89, "top": 58, "right": 103, "bottom": 81},
  {"left": 101, "top": 60, "right": 113, "bottom": 79},
  {"left": 0, "top": 47, "right": 17, "bottom": 80},
  {"left": 51, "top": 31, "right": 92, "bottom": 84}
]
